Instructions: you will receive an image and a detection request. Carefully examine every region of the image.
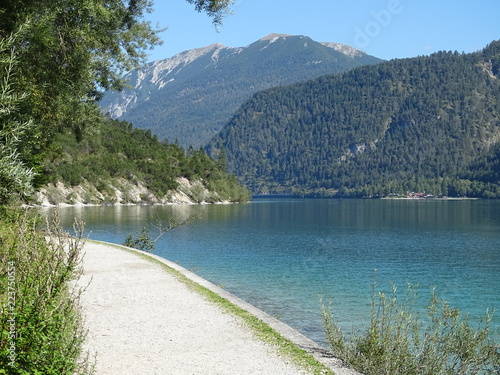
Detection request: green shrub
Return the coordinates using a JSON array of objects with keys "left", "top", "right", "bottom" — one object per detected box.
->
[
  {"left": 321, "top": 283, "right": 500, "bottom": 375},
  {"left": 0, "top": 209, "right": 92, "bottom": 374},
  {"left": 123, "top": 215, "right": 200, "bottom": 253},
  {"left": 123, "top": 227, "right": 155, "bottom": 252}
]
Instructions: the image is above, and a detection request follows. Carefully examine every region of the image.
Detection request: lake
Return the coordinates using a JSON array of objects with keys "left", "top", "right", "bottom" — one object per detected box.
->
[{"left": 44, "top": 198, "right": 500, "bottom": 348}]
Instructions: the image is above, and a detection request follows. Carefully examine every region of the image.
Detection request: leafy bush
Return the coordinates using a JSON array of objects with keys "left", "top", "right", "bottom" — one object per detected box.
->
[
  {"left": 123, "top": 227, "right": 156, "bottom": 252},
  {"left": 0, "top": 34, "right": 36, "bottom": 205},
  {"left": 321, "top": 283, "right": 500, "bottom": 375},
  {"left": 58, "top": 161, "right": 83, "bottom": 187},
  {"left": 123, "top": 215, "right": 200, "bottom": 253},
  {"left": 0, "top": 208, "right": 92, "bottom": 374}
]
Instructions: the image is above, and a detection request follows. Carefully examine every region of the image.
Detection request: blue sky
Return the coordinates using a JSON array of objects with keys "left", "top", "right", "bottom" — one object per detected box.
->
[{"left": 145, "top": 0, "right": 499, "bottom": 62}]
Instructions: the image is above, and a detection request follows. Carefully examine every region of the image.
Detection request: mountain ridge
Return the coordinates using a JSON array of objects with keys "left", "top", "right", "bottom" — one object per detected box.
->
[{"left": 99, "top": 34, "right": 382, "bottom": 147}]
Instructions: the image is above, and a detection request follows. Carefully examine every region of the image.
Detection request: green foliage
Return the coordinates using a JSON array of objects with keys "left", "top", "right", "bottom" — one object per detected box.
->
[
  {"left": 185, "top": 0, "right": 234, "bottom": 26},
  {"left": 123, "top": 227, "right": 155, "bottom": 252},
  {"left": 321, "top": 284, "right": 500, "bottom": 375},
  {"left": 0, "top": 32, "right": 36, "bottom": 204},
  {"left": 0, "top": 209, "right": 92, "bottom": 374},
  {"left": 210, "top": 40, "right": 500, "bottom": 198}
]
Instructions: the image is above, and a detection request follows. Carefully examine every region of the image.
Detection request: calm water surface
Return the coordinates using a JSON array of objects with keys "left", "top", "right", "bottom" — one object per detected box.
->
[{"left": 45, "top": 199, "right": 500, "bottom": 347}]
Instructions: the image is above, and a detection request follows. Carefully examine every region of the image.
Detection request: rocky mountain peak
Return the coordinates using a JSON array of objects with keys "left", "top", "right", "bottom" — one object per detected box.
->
[
  {"left": 148, "top": 42, "right": 229, "bottom": 81},
  {"left": 259, "top": 33, "right": 293, "bottom": 41},
  {"left": 320, "top": 42, "right": 367, "bottom": 58}
]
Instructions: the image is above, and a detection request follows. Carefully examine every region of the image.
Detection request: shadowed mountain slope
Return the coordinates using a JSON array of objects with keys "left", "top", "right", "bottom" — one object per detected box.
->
[{"left": 99, "top": 34, "right": 382, "bottom": 148}]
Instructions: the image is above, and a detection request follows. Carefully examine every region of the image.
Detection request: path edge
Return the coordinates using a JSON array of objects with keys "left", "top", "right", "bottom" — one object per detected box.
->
[{"left": 87, "top": 239, "right": 361, "bottom": 375}]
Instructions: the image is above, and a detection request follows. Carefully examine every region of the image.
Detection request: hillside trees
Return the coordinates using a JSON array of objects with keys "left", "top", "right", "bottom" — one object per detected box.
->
[{"left": 42, "top": 118, "right": 250, "bottom": 203}]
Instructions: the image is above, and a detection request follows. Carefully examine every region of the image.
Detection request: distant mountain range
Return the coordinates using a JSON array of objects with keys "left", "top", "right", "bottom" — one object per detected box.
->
[
  {"left": 207, "top": 40, "right": 500, "bottom": 198},
  {"left": 99, "top": 34, "right": 382, "bottom": 148}
]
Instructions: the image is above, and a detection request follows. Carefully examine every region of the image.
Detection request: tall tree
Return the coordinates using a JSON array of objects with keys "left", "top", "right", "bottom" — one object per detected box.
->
[
  {"left": 0, "top": 0, "right": 233, "bottom": 201},
  {"left": 0, "top": 0, "right": 231, "bottom": 135},
  {"left": 0, "top": 31, "right": 35, "bottom": 204}
]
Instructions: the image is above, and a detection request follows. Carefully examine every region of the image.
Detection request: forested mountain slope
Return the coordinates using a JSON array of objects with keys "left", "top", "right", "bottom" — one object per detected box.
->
[
  {"left": 99, "top": 34, "right": 382, "bottom": 148},
  {"left": 208, "top": 41, "right": 500, "bottom": 198},
  {"left": 34, "top": 118, "right": 249, "bottom": 205}
]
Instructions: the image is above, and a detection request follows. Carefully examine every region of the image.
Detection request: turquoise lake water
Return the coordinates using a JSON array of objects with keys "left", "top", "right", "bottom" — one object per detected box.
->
[{"left": 46, "top": 198, "right": 500, "bottom": 348}]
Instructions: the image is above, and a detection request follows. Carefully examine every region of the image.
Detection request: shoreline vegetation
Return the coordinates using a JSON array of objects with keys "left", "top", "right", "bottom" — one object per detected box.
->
[
  {"left": 0, "top": 208, "right": 92, "bottom": 374},
  {"left": 322, "top": 283, "right": 500, "bottom": 375},
  {"left": 254, "top": 193, "right": 481, "bottom": 201},
  {"left": 29, "top": 117, "right": 251, "bottom": 207}
]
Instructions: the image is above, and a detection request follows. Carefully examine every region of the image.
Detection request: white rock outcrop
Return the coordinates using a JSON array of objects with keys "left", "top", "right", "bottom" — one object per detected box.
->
[{"left": 32, "top": 177, "right": 221, "bottom": 206}]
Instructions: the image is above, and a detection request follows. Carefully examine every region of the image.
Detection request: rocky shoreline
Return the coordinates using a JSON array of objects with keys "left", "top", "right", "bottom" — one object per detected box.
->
[{"left": 31, "top": 177, "right": 233, "bottom": 206}]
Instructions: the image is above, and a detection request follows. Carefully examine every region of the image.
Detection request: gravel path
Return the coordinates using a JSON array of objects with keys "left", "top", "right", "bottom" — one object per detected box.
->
[
  {"left": 77, "top": 240, "right": 362, "bottom": 375},
  {"left": 77, "top": 241, "right": 311, "bottom": 375}
]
